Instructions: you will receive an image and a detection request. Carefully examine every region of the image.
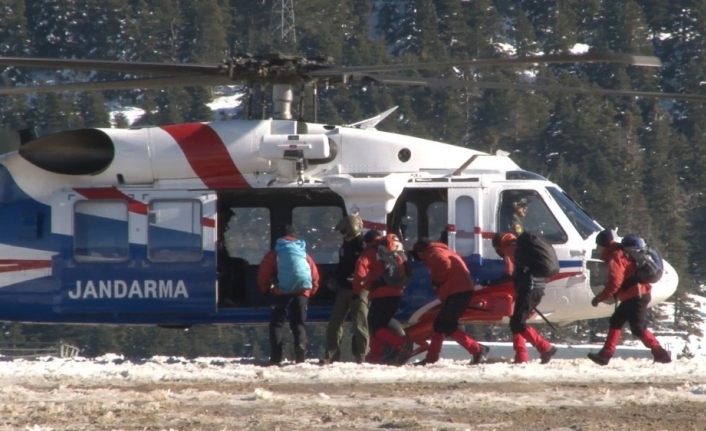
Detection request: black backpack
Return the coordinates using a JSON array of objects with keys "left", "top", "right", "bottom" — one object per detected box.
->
[
  {"left": 622, "top": 245, "right": 664, "bottom": 284},
  {"left": 514, "top": 231, "right": 560, "bottom": 278}
]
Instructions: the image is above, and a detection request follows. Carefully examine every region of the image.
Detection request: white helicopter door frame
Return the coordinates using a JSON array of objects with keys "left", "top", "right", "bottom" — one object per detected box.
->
[{"left": 446, "top": 186, "right": 484, "bottom": 258}]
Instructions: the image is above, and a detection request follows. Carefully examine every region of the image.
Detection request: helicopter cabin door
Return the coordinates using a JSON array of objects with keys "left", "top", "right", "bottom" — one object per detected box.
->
[
  {"left": 52, "top": 189, "right": 217, "bottom": 316},
  {"left": 446, "top": 187, "right": 483, "bottom": 280}
]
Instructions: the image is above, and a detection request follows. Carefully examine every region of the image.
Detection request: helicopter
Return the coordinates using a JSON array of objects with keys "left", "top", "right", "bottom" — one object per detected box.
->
[{"left": 0, "top": 51, "right": 700, "bottom": 357}]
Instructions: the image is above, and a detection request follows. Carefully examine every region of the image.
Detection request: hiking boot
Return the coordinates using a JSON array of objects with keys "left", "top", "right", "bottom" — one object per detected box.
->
[
  {"left": 265, "top": 359, "right": 283, "bottom": 367},
  {"left": 653, "top": 349, "right": 672, "bottom": 364},
  {"left": 380, "top": 345, "right": 397, "bottom": 365},
  {"left": 318, "top": 358, "right": 333, "bottom": 366},
  {"left": 395, "top": 340, "right": 415, "bottom": 366},
  {"left": 413, "top": 358, "right": 437, "bottom": 366},
  {"left": 470, "top": 344, "right": 490, "bottom": 365},
  {"left": 587, "top": 352, "right": 610, "bottom": 366},
  {"left": 540, "top": 346, "right": 558, "bottom": 364}
]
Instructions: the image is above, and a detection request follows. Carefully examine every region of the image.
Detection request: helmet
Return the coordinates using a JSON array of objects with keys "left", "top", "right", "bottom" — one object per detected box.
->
[
  {"left": 595, "top": 229, "right": 616, "bottom": 247},
  {"left": 335, "top": 215, "right": 363, "bottom": 239},
  {"left": 621, "top": 234, "right": 645, "bottom": 248}
]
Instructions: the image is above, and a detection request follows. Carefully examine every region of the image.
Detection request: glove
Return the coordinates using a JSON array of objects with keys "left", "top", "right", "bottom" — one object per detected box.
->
[{"left": 591, "top": 296, "right": 601, "bottom": 307}]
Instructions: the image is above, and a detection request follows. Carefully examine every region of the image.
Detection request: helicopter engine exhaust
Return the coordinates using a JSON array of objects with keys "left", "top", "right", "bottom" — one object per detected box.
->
[{"left": 18, "top": 129, "right": 115, "bottom": 175}]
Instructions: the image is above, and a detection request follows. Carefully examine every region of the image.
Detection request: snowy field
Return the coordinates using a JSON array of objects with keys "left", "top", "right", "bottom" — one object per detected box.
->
[{"left": 2, "top": 349, "right": 706, "bottom": 431}]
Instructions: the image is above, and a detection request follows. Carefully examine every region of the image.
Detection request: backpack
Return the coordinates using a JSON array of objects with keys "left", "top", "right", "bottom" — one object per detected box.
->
[
  {"left": 622, "top": 243, "right": 664, "bottom": 284},
  {"left": 514, "top": 231, "right": 560, "bottom": 278},
  {"left": 376, "top": 233, "right": 413, "bottom": 287},
  {"left": 274, "top": 238, "right": 313, "bottom": 292}
]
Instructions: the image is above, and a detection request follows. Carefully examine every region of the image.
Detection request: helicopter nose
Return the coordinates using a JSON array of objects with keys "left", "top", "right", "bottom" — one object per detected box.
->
[{"left": 649, "top": 258, "right": 678, "bottom": 307}]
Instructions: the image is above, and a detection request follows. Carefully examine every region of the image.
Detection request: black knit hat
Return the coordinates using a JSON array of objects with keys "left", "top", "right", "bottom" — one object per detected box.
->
[
  {"left": 413, "top": 237, "right": 432, "bottom": 252},
  {"left": 283, "top": 224, "right": 297, "bottom": 237},
  {"left": 595, "top": 229, "right": 615, "bottom": 247},
  {"left": 363, "top": 229, "right": 381, "bottom": 243}
]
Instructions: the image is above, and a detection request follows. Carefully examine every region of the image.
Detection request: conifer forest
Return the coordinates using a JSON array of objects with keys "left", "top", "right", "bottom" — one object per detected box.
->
[{"left": 0, "top": 0, "right": 705, "bottom": 359}]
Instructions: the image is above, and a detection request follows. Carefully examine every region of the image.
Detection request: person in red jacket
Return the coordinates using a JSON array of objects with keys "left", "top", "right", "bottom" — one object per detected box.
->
[
  {"left": 412, "top": 238, "right": 489, "bottom": 365},
  {"left": 258, "top": 225, "right": 320, "bottom": 365},
  {"left": 588, "top": 229, "right": 671, "bottom": 365},
  {"left": 492, "top": 232, "right": 557, "bottom": 364},
  {"left": 353, "top": 229, "right": 413, "bottom": 365}
]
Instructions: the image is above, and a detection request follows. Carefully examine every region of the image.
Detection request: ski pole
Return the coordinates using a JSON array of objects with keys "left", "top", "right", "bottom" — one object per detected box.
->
[{"left": 533, "top": 307, "right": 558, "bottom": 332}]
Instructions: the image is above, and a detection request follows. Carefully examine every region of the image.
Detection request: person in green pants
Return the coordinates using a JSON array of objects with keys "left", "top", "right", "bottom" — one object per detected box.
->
[{"left": 319, "top": 215, "right": 369, "bottom": 364}]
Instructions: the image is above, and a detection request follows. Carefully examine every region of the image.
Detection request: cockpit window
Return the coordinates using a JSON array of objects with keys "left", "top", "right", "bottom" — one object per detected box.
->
[
  {"left": 546, "top": 187, "right": 601, "bottom": 239},
  {"left": 498, "top": 190, "right": 568, "bottom": 244}
]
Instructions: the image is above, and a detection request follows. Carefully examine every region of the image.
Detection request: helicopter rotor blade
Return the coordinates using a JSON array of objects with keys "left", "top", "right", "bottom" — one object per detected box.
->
[
  {"left": 312, "top": 52, "right": 661, "bottom": 76},
  {"left": 359, "top": 75, "right": 706, "bottom": 102},
  {"left": 0, "top": 75, "right": 236, "bottom": 95},
  {"left": 0, "top": 56, "right": 225, "bottom": 76}
]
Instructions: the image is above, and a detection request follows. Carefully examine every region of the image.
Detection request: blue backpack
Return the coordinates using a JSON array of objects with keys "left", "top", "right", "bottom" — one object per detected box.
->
[
  {"left": 274, "top": 238, "right": 313, "bottom": 292},
  {"left": 621, "top": 235, "right": 664, "bottom": 284}
]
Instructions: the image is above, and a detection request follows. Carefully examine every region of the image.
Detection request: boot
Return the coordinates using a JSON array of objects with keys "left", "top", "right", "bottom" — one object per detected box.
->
[
  {"left": 422, "top": 332, "right": 445, "bottom": 365},
  {"left": 395, "top": 339, "right": 415, "bottom": 366},
  {"left": 587, "top": 328, "right": 621, "bottom": 366},
  {"left": 652, "top": 347, "right": 672, "bottom": 364},
  {"left": 449, "top": 329, "right": 486, "bottom": 365},
  {"left": 639, "top": 329, "right": 672, "bottom": 363},
  {"left": 512, "top": 333, "right": 529, "bottom": 364},
  {"left": 521, "top": 326, "right": 552, "bottom": 355},
  {"left": 540, "top": 346, "right": 558, "bottom": 364},
  {"left": 587, "top": 351, "right": 610, "bottom": 366},
  {"left": 294, "top": 346, "right": 306, "bottom": 364},
  {"left": 471, "top": 344, "right": 490, "bottom": 365}
]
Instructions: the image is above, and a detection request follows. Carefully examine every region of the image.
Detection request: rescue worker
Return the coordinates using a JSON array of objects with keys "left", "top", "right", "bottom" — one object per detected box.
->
[
  {"left": 319, "top": 214, "right": 369, "bottom": 365},
  {"left": 492, "top": 232, "right": 558, "bottom": 364},
  {"left": 353, "top": 229, "right": 413, "bottom": 365},
  {"left": 412, "top": 237, "right": 489, "bottom": 365},
  {"left": 588, "top": 230, "right": 671, "bottom": 365},
  {"left": 257, "top": 225, "right": 319, "bottom": 365}
]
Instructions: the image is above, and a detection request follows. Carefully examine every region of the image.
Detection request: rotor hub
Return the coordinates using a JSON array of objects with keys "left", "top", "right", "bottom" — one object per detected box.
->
[{"left": 226, "top": 53, "right": 335, "bottom": 85}]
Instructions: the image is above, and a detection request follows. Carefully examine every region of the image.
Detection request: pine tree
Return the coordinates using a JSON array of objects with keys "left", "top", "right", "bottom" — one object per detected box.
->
[{"left": 78, "top": 92, "right": 112, "bottom": 128}]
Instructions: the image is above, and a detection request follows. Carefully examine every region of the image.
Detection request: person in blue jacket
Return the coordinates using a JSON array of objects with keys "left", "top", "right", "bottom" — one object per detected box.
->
[{"left": 258, "top": 225, "right": 319, "bottom": 365}]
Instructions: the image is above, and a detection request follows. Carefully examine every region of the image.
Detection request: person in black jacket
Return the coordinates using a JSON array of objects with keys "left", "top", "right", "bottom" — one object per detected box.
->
[{"left": 319, "top": 215, "right": 369, "bottom": 364}]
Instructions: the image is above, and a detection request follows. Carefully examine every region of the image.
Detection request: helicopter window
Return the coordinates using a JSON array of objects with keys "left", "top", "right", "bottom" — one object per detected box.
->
[
  {"left": 428, "top": 201, "right": 448, "bottom": 243},
  {"left": 74, "top": 200, "right": 128, "bottom": 262},
  {"left": 147, "top": 200, "right": 203, "bottom": 262},
  {"left": 454, "top": 196, "right": 475, "bottom": 255},
  {"left": 546, "top": 187, "right": 601, "bottom": 239},
  {"left": 292, "top": 206, "right": 343, "bottom": 264},
  {"left": 222, "top": 207, "right": 271, "bottom": 264},
  {"left": 400, "top": 203, "right": 419, "bottom": 249},
  {"left": 498, "top": 191, "right": 568, "bottom": 244}
]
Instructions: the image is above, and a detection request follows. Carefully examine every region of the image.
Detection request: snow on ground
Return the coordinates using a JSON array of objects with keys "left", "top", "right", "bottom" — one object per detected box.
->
[
  {"left": 0, "top": 351, "right": 702, "bottom": 387},
  {"left": 3, "top": 297, "right": 706, "bottom": 430}
]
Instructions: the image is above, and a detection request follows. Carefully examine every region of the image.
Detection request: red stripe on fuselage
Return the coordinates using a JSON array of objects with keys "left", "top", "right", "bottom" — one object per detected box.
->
[
  {"left": 0, "top": 259, "right": 52, "bottom": 273},
  {"left": 74, "top": 187, "right": 148, "bottom": 215},
  {"left": 161, "top": 123, "right": 250, "bottom": 189},
  {"left": 74, "top": 187, "right": 215, "bottom": 228}
]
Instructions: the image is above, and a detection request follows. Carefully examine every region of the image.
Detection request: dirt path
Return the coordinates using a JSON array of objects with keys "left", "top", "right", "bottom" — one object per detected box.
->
[{"left": 3, "top": 379, "right": 705, "bottom": 430}]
